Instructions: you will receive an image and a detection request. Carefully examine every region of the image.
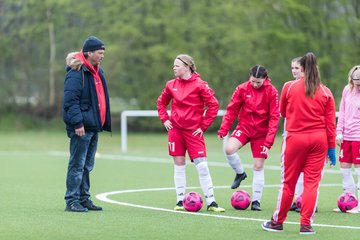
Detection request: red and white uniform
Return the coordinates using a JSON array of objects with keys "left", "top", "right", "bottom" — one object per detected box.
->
[
  {"left": 218, "top": 78, "right": 280, "bottom": 151},
  {"left": 273, "top": 77, "right": 336, "bottom": 226},
  {"left": 157, "top": 73, "right": 219, "bottom": 160}
]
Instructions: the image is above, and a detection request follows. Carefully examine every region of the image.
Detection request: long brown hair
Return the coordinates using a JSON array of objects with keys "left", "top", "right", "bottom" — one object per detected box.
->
[{"left": 300, "top": 52, "right": 321, "bottom": 98}]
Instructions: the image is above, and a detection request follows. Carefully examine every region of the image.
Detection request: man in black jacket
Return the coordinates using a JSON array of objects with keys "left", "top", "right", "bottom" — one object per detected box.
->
[{"left": 62, "top": 36, "right": 111, "bottom": 212}]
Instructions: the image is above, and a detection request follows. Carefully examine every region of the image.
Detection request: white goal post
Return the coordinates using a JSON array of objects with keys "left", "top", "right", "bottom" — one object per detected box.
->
[
  {"left": 121, "top": 110, "right": 226, "bottom": 153},
  {"left": 120, "top": 110, "right": 339, "bottom": 153}
]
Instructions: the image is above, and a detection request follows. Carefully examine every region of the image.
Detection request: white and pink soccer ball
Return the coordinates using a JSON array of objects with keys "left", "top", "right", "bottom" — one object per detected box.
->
[
  {"left": 231, "top": 190, "right": 251, "bottom": 210},
  {"left": 183, "top": 192, "right": 203, "bottom": 212},
  {"left": 337, "top": 192, "right": 358, "bottom": 212}
]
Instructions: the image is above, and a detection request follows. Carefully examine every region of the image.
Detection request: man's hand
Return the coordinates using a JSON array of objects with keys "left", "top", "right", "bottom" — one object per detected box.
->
[{"left": 75, "top": 126, "right": 85, "bottom": 137}]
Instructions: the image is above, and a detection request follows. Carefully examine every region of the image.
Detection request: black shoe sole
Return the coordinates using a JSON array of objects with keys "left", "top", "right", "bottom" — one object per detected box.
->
[
  {"left": 86, "top": 207, "right": 103, "bottom": 211},
  {"left": 81, "top": 205, "right": 103, "bottom": 211},
  {"left": 251, "top": 207, "right": 262, "bottom": 211}
]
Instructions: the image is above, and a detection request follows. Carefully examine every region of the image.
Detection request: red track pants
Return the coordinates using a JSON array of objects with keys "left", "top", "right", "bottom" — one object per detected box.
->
[{"left": 272, "top": 131, "right": 327, "bottom": 226}]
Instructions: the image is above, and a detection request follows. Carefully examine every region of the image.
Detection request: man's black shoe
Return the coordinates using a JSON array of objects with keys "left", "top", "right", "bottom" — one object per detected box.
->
[
  {"left": 65, "top": 202, "right": 88, "bottom": 212},
  {"left": 81, "top": 199, "right": 103, "bottom": 211},
  {"left": 251, "top": 200, "right": 262, "bottom": 211},
  {"left": 231, "top": 172, "right": 247, "bottom": 189}
]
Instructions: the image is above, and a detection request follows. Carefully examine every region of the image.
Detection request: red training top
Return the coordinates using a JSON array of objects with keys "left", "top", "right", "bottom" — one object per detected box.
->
[
  {"left": 218, "top": 78, "right": 280, "bottom": 148},
  {"left": 157, "top": 73, "right": 219, "bottom": 132},
  {"left": 280, "top": 77, "right": 336, "bottom": 148}
]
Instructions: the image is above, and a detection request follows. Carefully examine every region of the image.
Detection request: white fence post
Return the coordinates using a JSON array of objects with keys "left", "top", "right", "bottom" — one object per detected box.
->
[{"left": 121, "top": 110, "right": 162, "bottom": 153}]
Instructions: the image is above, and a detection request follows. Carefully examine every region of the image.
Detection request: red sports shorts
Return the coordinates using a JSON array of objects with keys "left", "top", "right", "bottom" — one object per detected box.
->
[
  {"left": 168, "top": 127, "right": 207, "bottom": 161},
  {"left": 230, "top": 128, "right": 268, "bottom": 159},
  {"left": 339, "top": 140, "right": 360, "bottom": 164}
]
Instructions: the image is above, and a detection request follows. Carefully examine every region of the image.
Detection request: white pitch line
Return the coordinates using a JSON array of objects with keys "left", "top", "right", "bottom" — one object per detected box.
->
[
  {"left": 48, "top": 151, "right": 340, "bottom": 174},
  {"left": 95, "top": 186, "right": 360, "bottom": 231}
]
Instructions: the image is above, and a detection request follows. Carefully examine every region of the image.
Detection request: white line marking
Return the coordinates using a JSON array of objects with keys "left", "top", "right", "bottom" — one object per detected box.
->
[
  {"left": 96, "top": 185, "right": 360, "bottom": 231},
  {"left": 48, "top": 151, "right": 340, "bottom": 174}
]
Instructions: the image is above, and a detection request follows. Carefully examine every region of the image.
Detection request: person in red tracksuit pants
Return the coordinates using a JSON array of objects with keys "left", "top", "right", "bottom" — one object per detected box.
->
[
  {"left": 218, "top": 65, "right": 280, "bottom": 211},
  {"left": 262, "top": 52, "right": 336, "bottom": 235},
  {"left": 157, "top": 54, "right": 225, "bottom": 212}
]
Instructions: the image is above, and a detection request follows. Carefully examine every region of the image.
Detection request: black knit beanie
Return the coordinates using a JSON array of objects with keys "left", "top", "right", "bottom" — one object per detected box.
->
[{"left": 82, "top": 36, "right": 105, "bottom": 52}]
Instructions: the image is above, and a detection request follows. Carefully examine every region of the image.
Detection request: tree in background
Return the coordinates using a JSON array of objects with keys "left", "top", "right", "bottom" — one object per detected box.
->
[{"left": 0, "top": 0, "right": 358, "bottom": 128}]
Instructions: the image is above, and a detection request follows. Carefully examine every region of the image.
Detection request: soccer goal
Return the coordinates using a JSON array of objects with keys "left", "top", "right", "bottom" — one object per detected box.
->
[{"left": 121, "top": 110, "right": 226, "bottom": 153}]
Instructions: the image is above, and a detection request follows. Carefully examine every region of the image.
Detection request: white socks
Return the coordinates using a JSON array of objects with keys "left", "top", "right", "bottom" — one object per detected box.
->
[
  {"left": 252, "top": 169, "right": 265, "bottom": 202},
  {"left": 340, "top": 168, "right": 355, "bottom": 194},
  {"left": 226, "top": 153, "right": 244, "bottom": 174},
  {"left": 295, "top": 172, "right": 304, "bottom": 199},
  {"left": 195, "top": 161, "right": 215, "bottom": 205},
  {"left": 174, "top": 165, "right": 186, "bottom": 203}
]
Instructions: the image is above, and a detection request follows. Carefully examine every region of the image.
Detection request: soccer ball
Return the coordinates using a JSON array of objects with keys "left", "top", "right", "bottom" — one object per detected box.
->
[
  {"left": 337, "top": 192, "right": 358, "bottom": 212},
  {"left": 183, "top": 192, "right": 203, "bottom": 212},
  {"left": 295, "top": 195, "right": 302, "bottom": 210},
  {"left": 231, "top": 190, "right": 251, "bottom": 210}
]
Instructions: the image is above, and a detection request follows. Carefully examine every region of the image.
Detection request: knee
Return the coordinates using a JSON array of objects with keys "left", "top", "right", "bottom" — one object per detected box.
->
[
  {"left": 224, "top": 146, "right": 237, "bottom": 155},
  {"left": 196, "top": 162, "right": 210, "bottom": 177},
  {"left": 253, "top": 162, "right": 264, "bottom": 171},
  {"left": 174, "top": 157, "right": 186, "bottom": 166}
]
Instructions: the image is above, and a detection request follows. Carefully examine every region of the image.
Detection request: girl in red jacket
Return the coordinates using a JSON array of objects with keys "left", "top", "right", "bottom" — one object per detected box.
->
[
  {"left": 218, "top": 65, "right": 280, "bottom": 211},
  {"left": 157, "top": 54, "right": 224, "bottom": 212},
  {"left": 262, "top": 52, "right": 336, "bottom": 234}
]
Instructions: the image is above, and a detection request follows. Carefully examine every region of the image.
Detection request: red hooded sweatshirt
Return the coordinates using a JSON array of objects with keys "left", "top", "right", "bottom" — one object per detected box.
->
[
  {"left": 157, "top": 73, "right": 219, "bottom": 132},
  {"left": 218, "top": 78, "right": 280, "bottom": 148}
]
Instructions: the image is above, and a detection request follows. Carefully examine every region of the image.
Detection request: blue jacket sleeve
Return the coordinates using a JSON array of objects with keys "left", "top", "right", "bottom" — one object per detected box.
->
[{"left": 63, "top": 70, "right": 84, "bottom": 129}]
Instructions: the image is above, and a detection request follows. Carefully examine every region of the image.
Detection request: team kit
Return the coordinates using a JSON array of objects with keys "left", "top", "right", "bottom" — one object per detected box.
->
[
  {"left": 63, "top": 36, "right": 360, "bottom": 235},
  {"left": 156, "top": 54, "right": 360, "bottom": 235}
]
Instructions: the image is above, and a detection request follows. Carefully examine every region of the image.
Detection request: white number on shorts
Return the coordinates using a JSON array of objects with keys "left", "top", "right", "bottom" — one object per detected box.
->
[
  {"left": 339, "top": 149, "right": 343, "bottom": 159},
  {"left": 168, "top": 142, "right": 175, "bottom": 152},
  {"left": 232, "top": 130, "right": 242, "bottom": 137}
]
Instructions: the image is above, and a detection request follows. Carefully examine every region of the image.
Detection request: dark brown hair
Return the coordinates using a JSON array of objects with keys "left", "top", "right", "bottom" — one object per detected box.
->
[
  {"left": 249, "top": 65, "right": 268, "bottom": 79},
  {"left": 300, "top": 52, "right": 321, "bottom": 98}
]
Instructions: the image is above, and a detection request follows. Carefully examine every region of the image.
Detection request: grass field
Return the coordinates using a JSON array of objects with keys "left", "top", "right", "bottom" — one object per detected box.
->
[{"left": 1, "top": 131, "right": 359, "bottom": 240}]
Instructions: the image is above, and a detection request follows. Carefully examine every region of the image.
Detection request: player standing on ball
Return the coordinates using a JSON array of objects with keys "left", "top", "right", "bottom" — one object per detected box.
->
[{"left": 218, "top": 65, "right": 280, "bottom": 211}]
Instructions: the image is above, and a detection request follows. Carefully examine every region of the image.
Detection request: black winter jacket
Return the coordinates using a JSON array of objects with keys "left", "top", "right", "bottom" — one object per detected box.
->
[{"left": 62, "top": 52, "right": 111, "bottom": 133}]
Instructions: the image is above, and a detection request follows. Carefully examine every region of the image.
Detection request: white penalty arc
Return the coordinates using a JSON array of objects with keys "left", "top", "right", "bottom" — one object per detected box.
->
[{"left": 95, "top": 185, "right": 360, "bottom": 231}]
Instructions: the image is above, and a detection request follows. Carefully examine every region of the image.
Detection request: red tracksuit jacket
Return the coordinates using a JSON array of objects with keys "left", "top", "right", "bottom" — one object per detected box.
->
[
  {"left": 280, "top": 77, "right": 336, "bottom": 148},
  {"left": 218, "top": 78, "right": 280, "bottom": 148},
  {"left": 157, "top": 73, "right": 219, "bottom": 132}
]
